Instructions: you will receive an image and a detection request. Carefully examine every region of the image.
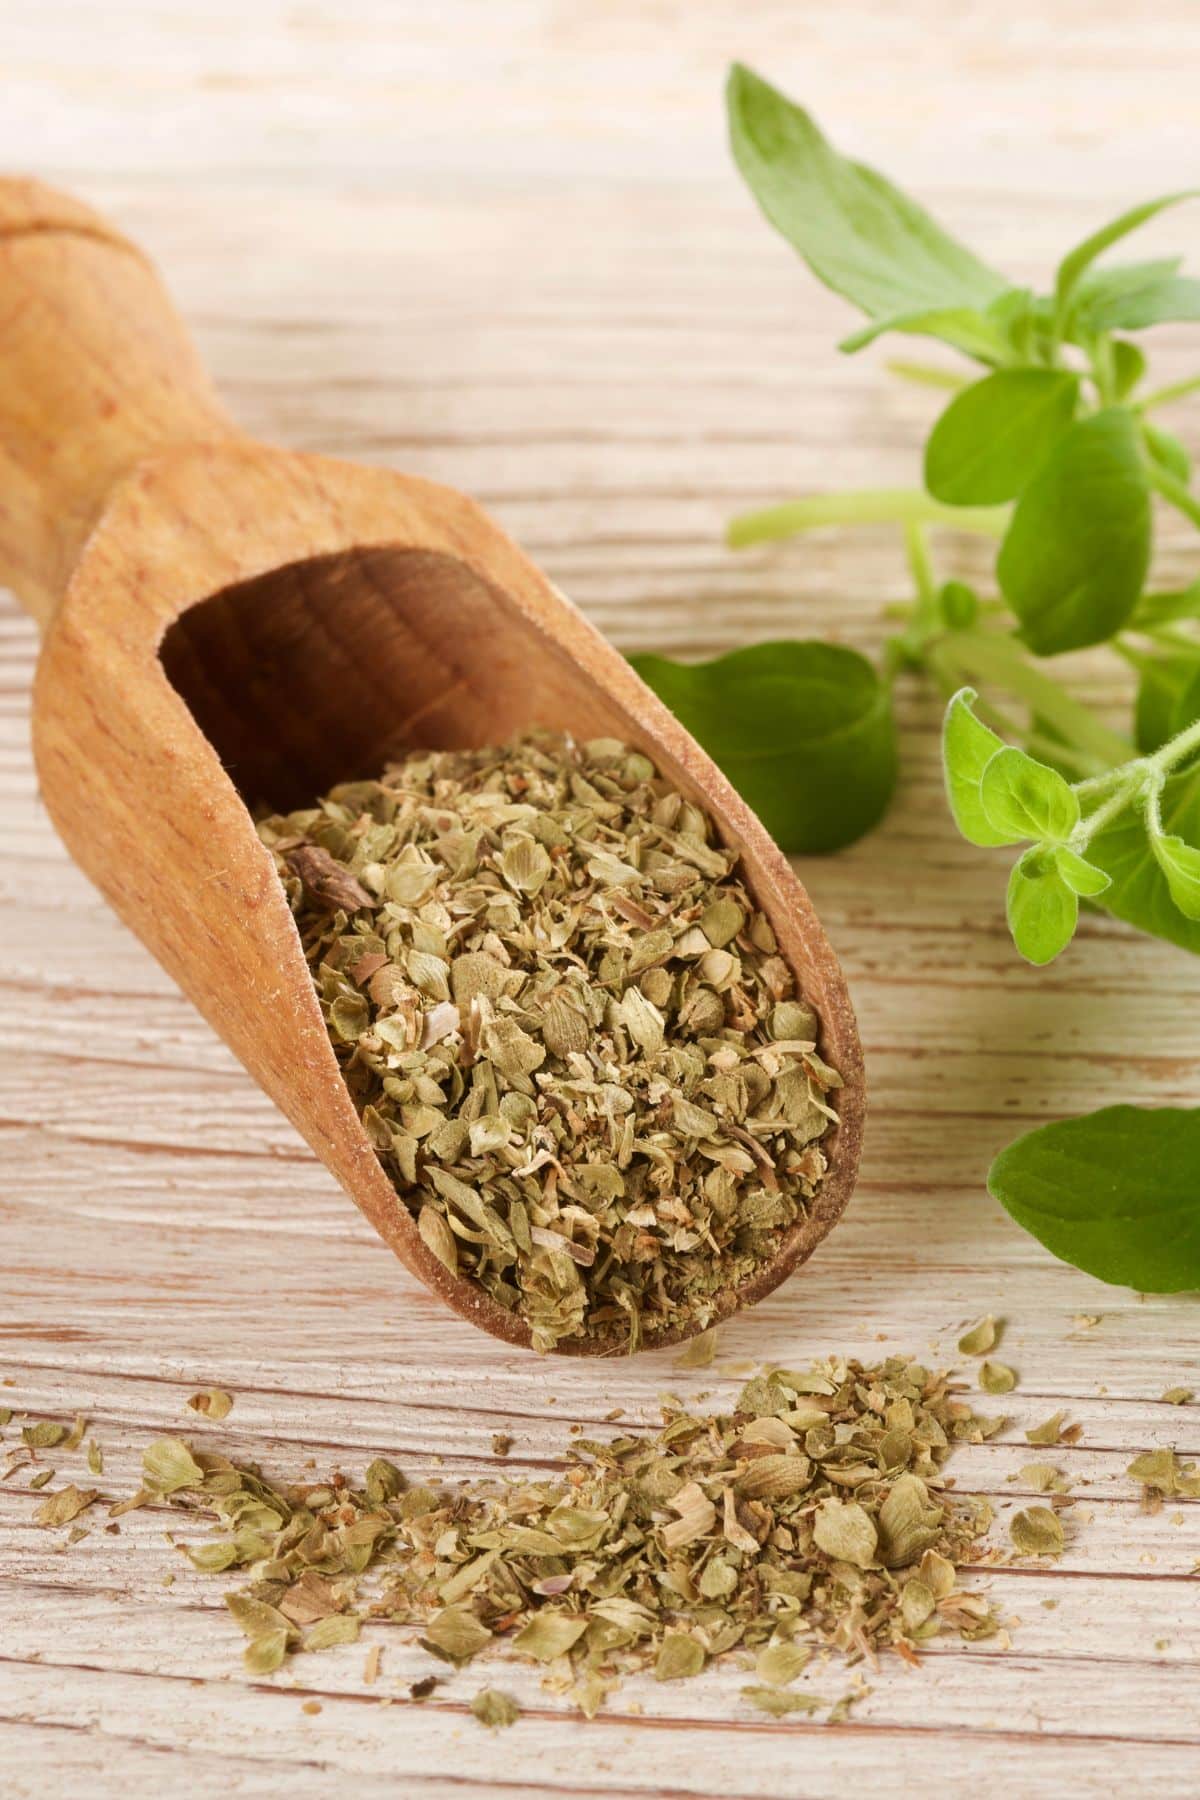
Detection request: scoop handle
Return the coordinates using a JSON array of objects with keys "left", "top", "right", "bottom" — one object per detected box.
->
[{"left": 0, "top": 178, "right": 235, "bottom": 628}]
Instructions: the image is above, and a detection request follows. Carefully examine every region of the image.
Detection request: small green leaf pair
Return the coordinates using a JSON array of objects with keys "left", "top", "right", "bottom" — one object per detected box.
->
[
  {"left": 924, "top": 376, "right": 1153, "bottom": 658},
  {"left": 944, "top": 695, "right": 1079, "bottom": 847},
  {"left": 943, "top": 691, "right": 1110, "bottom": 963}
]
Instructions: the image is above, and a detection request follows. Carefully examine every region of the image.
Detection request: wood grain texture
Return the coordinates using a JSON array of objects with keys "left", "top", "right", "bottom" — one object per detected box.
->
[{"left": 1, "top": 1, "right": 1199, "bottom": 1794}]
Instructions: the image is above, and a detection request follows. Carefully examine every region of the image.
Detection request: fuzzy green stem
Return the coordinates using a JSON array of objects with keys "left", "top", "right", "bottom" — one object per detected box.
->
[
  {"left": 1144, "top": 777, "right": 1166, "bottom": 841},
  {"left": 1149, "top": 714, "right": 1200, "bottom": 773},
  {"left": 1073, "top": 763, "right": 1136, "bottom": 801},
  {"left": 1069, "top": 778, "right": 1140, "bottom": 853},
  {"left": 1139, "top": 626, "right": 1200, "bottom": 657},
  {"left": 726, "top": 489, "right": 1010, "bottom": 548},
  {"left": 1066, "top": 718, "right": 1200, "bottom": 855}
]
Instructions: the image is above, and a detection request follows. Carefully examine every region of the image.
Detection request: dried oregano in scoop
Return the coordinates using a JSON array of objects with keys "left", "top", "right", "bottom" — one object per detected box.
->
[{"left": 258, "top": 733, "right": 840, "bottom": 1351}]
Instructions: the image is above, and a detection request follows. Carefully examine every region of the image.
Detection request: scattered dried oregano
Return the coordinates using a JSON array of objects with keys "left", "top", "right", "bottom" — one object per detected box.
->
[
  {"left": 259, "top": 733, "right": 839, "bottom": 1352},
  {"left": 22, "top": 1421, "right": 68, "bottom": 1450},
  {"left": 674, "top": 1327, "right": 719, "bottom": 1370},
  {"left": 1009, "top": 1507, "right": 1065, "bottom": 1558},
  {"left": 1025, "top": 1411, "right": 1070, "bottom": 1447},
  {"left": 32, "top": 1484, "right": 99, "bottom": 1529},
  {"left": 187, "top": 1389, "right": 235, "bottom": 1420},
  {"left": 957, "top": 1316, "right": 999, "bottom": 1357},
  {"left": 471, "top": 1688, "right": 520, "bottom": 1729},
  {"left": 1127, "top": 1449, "right": 1200, "bottom": 1500},
  {"left": 84, "top": 1355, "right": 1002, "bottom": 1714},
  {"left": 1016, "top": 1463, "right": 1070, "bottom": 1495},
  {"left": 978, "top": 1362, "right": 1017, "bottom": 1396}
]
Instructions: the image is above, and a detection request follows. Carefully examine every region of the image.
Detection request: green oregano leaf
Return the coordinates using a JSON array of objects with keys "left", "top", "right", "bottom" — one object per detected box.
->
[
  {"left": 1087, "top": 764, "right": 1200, "bottom": 954},
  {"left": 838, "top": 305, "right": 1009, "bottom": 359},
  {"left": 1129, "top": 579, "right": 1200, "bottom": 631},
  {"left": 989, "top": 1105, "right": 1200, "bottom": 1291},
  {"left": 630, "top": 640, "right": 897, "bottom": 853},
  {"left": 726, "top": 64, "right": 1006, "bottom": 331},
  {"left": 1070, "top": 258, "right": 1200, "bottom": 336},
  {"left": 1110, "top": 338, "right": 1147, "bottom": 398},
  {"left": 980, "top": 747, "right": 1080, "bottom": 844},
  {"left": 1006, "top": 848, "right": 1079, "bottom": 965},
  {"left": 1054, "top": 191, "right": 1200, "bottom": 324},
  {"left": 1151, "top": 833, "right": 1200, "bottom": 920},
  {"left": 1142, "top": 420, "right": 1193, "bottom": 484},
  {"left": 942, "top": 689, "right": 1012, "bottom": 847},
  {"left": 997, "top": 409, "right": 1151, "bottom": 655},
  {"left": 924, "top": 369, "right": 1078, "bottom": 506},
  {"left": 1052, "top": 846, "right": 1111, "bottom": 898},
  {"left": 937, "top": 581, "right": 979, "bottom": 630}
]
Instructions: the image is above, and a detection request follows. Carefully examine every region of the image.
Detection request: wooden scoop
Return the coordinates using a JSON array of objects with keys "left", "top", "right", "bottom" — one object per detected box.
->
[{"left": 0, "top": 179, "right": 864, "bottom": 1354}]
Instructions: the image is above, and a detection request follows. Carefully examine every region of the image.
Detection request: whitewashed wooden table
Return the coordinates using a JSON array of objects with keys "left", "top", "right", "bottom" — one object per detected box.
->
[{"left": 3, "top": 4, "right": 1200, "bottom": 1795}]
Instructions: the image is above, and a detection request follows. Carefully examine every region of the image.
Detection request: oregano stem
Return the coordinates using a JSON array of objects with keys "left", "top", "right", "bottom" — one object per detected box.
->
[
  {"left": 903, "top": 521, "right": 937, "bottom": 608},
  {"left": 1149, "top": 714, "right": 1200, "bottom": 773},
  {"left": 726, "top": 489, "right": 1009, "bottom": 548},
  {"left": 937, "top": 630, "right": 1134, "bottom": 769},
  {"left": 1138, "top": 371, "right": 1200, "bottom": 413},
  {"left": 1143, "top": 775, "right": 1165, "bottom": 842},
  {"left": 1069, "top": 776, "right": 1141, "bottom": 853},
  {"left": 1064, "top": 718, "right": 1200, "bottom": 856},
  {"left": 1073, "top": 763, "right": 1134, "bottom": 800},
  {"left": 1147, "top": 463, "right": 1200, "bottom": 531},
  {"left": 886, "top": 359, "right": 969, "bottom": 392}
]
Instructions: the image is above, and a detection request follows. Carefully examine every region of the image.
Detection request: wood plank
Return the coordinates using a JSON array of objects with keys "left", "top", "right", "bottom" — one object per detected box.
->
[{"left": 3, "top": 1, "right": 1200, "bottom": 1791}]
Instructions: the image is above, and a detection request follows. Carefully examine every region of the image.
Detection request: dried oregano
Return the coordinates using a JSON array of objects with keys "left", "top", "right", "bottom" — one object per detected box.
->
[
  {"left": 187, "top": 1389, "right": 235, "bottom": 1420},
  {"left": 259, "top": 733, "right": 840, "bottom": 1351},
  {"left": 1009, "top": 1506, "right": 1065, "bottom": 1558},
  {"left": 1127, "top": 1448, "right": 1200, "bottom": 1499},
  {"left": 978, "top": 1361, "right": 1017, "bottom": 1396},
  {"left": 81, "top": 1355, "right": 1002, "bottom": 1713},
  {"left": 957, "top": 1315, "right": 999, "bottom": 1357},
  {"left": 33, "top": 1484, "right": 98, "bottom": 1529},
  {"left": 471, "top": 1688, "right": 520, "bottom": 1729}
]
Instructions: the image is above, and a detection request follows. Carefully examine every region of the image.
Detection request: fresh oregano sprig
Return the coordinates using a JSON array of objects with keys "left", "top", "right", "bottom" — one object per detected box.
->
[
  {"left": 629, "top": 65, "right": 1200, "bottom": 1293},
  {"left": 943, "top": 689, "right": 1200, "bottom": 962},
  {"left": 636, "top": 63, "right": 1200, "bottom": 965}
]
